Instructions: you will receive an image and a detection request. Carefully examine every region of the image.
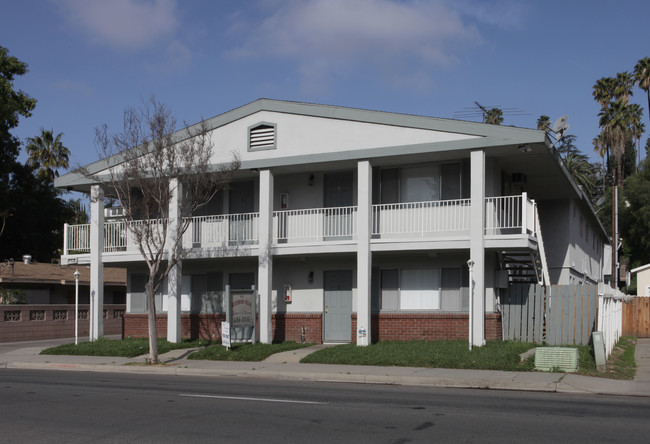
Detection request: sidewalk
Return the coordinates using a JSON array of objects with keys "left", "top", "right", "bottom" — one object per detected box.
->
[{"left": 2, "top": 337, "right": 650, "bottom": 397}]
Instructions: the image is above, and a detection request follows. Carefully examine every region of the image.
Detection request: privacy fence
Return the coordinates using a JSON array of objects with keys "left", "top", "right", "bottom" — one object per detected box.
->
[
  {"left": 501, "top": 283, "right": 632, "bottom": 358},
  {"left": 622, "top": 296, "right": 650, "bottom": 338},
  {"left": 501, "top": 284, "right": 599, "bottom": 346}
]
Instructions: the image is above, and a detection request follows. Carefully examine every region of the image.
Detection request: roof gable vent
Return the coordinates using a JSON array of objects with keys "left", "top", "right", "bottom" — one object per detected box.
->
[{"left": 248, "top": 123, "right": 276, "bottom": 151}]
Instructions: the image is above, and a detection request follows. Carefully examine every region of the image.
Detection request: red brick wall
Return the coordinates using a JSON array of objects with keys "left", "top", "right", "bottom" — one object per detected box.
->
[
  {"left": 353, "top": 313, "right": 502, "bottom": 342},
  {"left": 124, "top": 313, "right": 228, "bottom": 341},
  {"left": 0, "top": 304, "right": 125, "bottom": 343},
  {"left": 124, "top": 312, "right": 323, "bottom": 343},
  {"left": 124, "top": 312, "right": 501, "bottom": 343},
  {"left": 272, "top": 313, "right": 322, "bottom": 343}
]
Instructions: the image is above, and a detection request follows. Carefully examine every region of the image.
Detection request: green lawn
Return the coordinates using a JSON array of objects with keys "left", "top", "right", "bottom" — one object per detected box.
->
[
  {"left": 187, "top": 341, "right": 314, "bottom": 361},
  {"left": 300, "top": 340, "right": 537, "bottom": 371},
  {"left": 39, "top": 335, "right": 637, "bottom": 380},
  {"left": 40, "top": 337, "right": 211, "bottom": 358}
]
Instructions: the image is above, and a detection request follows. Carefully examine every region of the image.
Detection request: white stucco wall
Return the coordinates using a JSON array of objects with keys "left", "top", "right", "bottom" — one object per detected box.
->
[{"left": 207, "top": 111, "right": 481, "bottom": 165}]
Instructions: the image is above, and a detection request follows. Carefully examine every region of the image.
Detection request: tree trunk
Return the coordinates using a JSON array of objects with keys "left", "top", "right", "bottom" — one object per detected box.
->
[{"left": 145, "top": 275, "right": 159, "bottom": 364}]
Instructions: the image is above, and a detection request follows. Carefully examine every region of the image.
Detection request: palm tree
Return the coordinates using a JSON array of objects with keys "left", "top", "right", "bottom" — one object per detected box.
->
[
  {"left": 485, "top": 108, "right": 503, "bottom": 125},
  {"left": 614, "top": 71, "right": 634, "bottom": 104},
  {"left": 598, "top": 100, "right": 629, "bottom": 187},
  {"left": 564, "top": 151, "right": 596, "bottom": 198},
  {"left": 627, "top": 103, "right": 645, "bottom": 168},
  {"left": 633, "top": 57, "right": 650, "bottom": 127},
  {"left": 593, "top": 77, "right": 617, "bottom": 108},
  {"left": 536, "top": 115, "right": 551, "bottom": 131},
  {"left": 25, "top": 129, "right": 71, "bottom": 182}
]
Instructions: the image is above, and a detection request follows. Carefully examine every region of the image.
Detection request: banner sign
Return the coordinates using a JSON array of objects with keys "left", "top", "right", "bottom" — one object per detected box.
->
[
  {"left": 221, "top": 321, "right": 231, "bottom": 349},
  {"left": 232, "top": 291, "right": 254, "bottom": 327}
]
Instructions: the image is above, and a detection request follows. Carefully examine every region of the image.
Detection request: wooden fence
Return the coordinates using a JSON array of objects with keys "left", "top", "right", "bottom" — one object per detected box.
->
[
  {"left": 501, "top": 284, "right": 599, "bottom": 345},
  {"left": 623, "top": 296, "right": 650, "bottom": 338}
]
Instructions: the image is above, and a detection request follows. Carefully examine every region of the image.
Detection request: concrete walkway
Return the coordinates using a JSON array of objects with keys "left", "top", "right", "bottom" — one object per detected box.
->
[{"left": 1, "top": 337, "right": 650, "bottom": 397}]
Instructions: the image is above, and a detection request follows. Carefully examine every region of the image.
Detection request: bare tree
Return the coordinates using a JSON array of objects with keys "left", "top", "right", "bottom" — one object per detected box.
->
[{"left": 90, "top": 98, "right": 239, "bottom": 363}]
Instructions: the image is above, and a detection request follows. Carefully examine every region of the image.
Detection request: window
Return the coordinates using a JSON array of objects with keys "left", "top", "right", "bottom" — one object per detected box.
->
[
  {"left": 378, "top": 162, "right": 467, "bottom": 205},
  {"left": 248, "top": 123, "right": 276, "bottom": 151},
  {"left": 380, "top": 268, "right": 469, "bottom": 311},
  {"left": 400, "top": 269, "right": 440, "bottom": 309}
]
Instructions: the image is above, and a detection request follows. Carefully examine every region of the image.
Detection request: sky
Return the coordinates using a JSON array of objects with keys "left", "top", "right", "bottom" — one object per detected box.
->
[{"left": 3, "top": 0, "right": 650, "bottom": 173}]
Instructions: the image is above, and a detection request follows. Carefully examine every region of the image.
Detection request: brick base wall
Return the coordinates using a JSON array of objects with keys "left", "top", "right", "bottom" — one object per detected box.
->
[
  {"left": 353, "top": 313, "right": 502, "bottom": 342},
  {"left": 0, "top": 305, "right": 125, "bottom": 343},
  {"left": 272, "top": 313, "right": 322, "bottom": 343},
  {"left": 125, "top": 312, "right": 501, "bottom": 344},
  {"left": 124, "top": 313, "right": 227, "bottom": 341}
]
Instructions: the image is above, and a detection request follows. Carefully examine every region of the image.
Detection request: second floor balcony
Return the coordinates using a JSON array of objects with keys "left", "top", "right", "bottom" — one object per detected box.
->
[{"left": 63, "top": 194, "right": 538, "bottom": 258}]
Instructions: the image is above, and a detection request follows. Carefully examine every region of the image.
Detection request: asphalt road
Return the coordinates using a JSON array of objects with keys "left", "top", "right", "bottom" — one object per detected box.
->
[{"left": 2, "top": 369, "right": 649, "bottom": 443}]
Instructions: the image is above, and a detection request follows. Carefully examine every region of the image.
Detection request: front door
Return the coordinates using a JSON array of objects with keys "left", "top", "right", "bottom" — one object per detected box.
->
[{"left": 324, "top": 270, "right": 353, "bottom": 342}]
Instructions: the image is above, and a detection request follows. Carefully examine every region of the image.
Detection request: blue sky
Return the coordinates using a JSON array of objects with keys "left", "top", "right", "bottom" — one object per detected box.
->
[{"left": 3, "top": 0, "right": 650, "bottom": 170}]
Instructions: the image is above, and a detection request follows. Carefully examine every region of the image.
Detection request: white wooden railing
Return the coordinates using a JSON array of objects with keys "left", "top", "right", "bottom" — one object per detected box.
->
[
  {"left": 185, "top": 213, "right": 259, "bottom": 247},
  {"left": 64, "top": 194, "right": 538, "bottom": 254},
  {"left": 64, "top": 223, "right": 91, "bottom": 254},
  {"left": 274, "top": 206, "right": 357, "bottom": 242},
  {"left": 485, "top": 193, "right": 536, "bottom": 236},
  {"left": 372, "top": 199, "right": 470, "bottom": 237}
]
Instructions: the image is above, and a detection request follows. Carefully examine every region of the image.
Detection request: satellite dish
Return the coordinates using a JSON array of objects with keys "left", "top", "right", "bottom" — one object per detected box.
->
[{"left": 552, "top": 115, "right": 569, "bottom": 134}]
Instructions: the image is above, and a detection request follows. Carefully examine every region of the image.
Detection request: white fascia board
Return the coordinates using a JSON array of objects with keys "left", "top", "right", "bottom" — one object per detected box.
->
[{"left": 631, "top": 263, "right": 650, "bottom": 274}]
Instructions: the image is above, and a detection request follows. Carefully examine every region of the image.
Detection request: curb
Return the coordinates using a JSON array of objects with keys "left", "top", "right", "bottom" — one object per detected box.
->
[{"left": 0, "top": 360, "right": 602, "bottom": 395}]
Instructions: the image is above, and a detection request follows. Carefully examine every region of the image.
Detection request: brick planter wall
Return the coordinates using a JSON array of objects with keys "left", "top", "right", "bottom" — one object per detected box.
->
[{"left": 0, "top": 304, "right": 125, "bottom": 343}]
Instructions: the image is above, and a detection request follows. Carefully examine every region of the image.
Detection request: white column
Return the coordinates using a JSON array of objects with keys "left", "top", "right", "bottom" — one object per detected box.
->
[
  {"left": 258, "top": 169, "right": 274, "bottom": 344},
  {"left": 167, "top": 178, "right": 182, "bottom": 343},
  {"left": 89, "top": 185, "right": 104, "bottom": 340},
  {"left": 357, "top": 160, "right": 372, "bottom": 346},
  {"left": 470, "top": 150, "right": 486, "bottom": 347}
]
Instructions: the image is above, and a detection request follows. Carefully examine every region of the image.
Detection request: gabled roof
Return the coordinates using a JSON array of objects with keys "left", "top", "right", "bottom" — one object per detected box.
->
[{"left": 54, "top": 98, "right": 546, "bottom": 191}]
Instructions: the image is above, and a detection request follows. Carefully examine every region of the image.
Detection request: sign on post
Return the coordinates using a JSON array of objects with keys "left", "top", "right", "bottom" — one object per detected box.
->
[{"left": 221, "top": 321, "right": 231, "bottom": 349}]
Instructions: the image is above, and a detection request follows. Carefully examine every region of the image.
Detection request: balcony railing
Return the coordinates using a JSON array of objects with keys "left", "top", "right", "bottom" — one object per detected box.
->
[
  {"left": 185, "top": 213, "right": 259, "bottom": 248},
  {"left": 274, "top": 206, "right": 357, "bottom": 243},
  {"left": 372, "top": 198, "right": 471, "bottom": 238},
  {"left": 63, "top": 194, "right": 536, "bottom": 255},
  {"left": 485, "top": 193, "right": 536, "bottom": 236}
]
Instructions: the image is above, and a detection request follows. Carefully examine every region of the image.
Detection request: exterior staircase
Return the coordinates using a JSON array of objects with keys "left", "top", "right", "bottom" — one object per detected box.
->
[{"left": 499, "top": 203, "right": 550, "bottom": 286}]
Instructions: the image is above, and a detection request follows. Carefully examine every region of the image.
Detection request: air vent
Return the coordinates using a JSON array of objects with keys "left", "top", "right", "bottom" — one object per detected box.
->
[
  {"left": 534, "top": 347, "right": 578, "bottom": 372},
  {"left": 249, "top": 123, "right": 276, "bottom": 151}
]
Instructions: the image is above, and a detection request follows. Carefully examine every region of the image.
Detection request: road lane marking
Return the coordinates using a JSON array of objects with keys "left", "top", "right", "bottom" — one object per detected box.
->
[{"left": 179, "top": 394, "right": 325, "bottom": 405}]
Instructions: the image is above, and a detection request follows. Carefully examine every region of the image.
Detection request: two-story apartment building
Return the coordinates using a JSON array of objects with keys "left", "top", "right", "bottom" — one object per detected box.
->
[{"left": 54, "top": 99, "right": 608, "bottom": 347}]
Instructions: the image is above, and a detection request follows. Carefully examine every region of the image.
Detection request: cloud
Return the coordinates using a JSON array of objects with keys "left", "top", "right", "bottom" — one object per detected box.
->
[
  {"left": 230, "top": 0, "right": 482, "bottom": 93},
  {"left": 55, "top": 0, "right": 179, "bottom": 51},
  {"left": 53, "top": 80, "right": 94, "bottom": 98},
  {"left": 451, "top": 0, "right": 529, "bottom": 30}
]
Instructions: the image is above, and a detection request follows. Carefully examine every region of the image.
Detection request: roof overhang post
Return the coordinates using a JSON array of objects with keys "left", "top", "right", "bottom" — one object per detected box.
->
[
  {"left": 258, "top": 169, "right": 274, "bottom": 344},
  {"left": 167, "top": 177, "right": 183, "bottom": 343},
  {"left": 90, "top": 185, "right": 105, "bottom": 340},
  {"left": 356, "top": 160, "right": 372, "bottom": 346},
  {"left": 469, "top": 149, "right": 486, "bottom": 348}
]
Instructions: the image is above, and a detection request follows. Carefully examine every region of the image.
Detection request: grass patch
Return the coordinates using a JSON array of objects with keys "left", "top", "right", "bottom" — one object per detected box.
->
[
  {"left": 40, "top": 338, "right": 211, "bottom": 358},
  {"left": 574, "top": 336, "right": 637, "bottom": 380},
  {"left": 300, "top": 340, "right": 537, "bottom": 371},
  {"left": 188, "top": 341, "right": 313, "bottom": 361}
]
